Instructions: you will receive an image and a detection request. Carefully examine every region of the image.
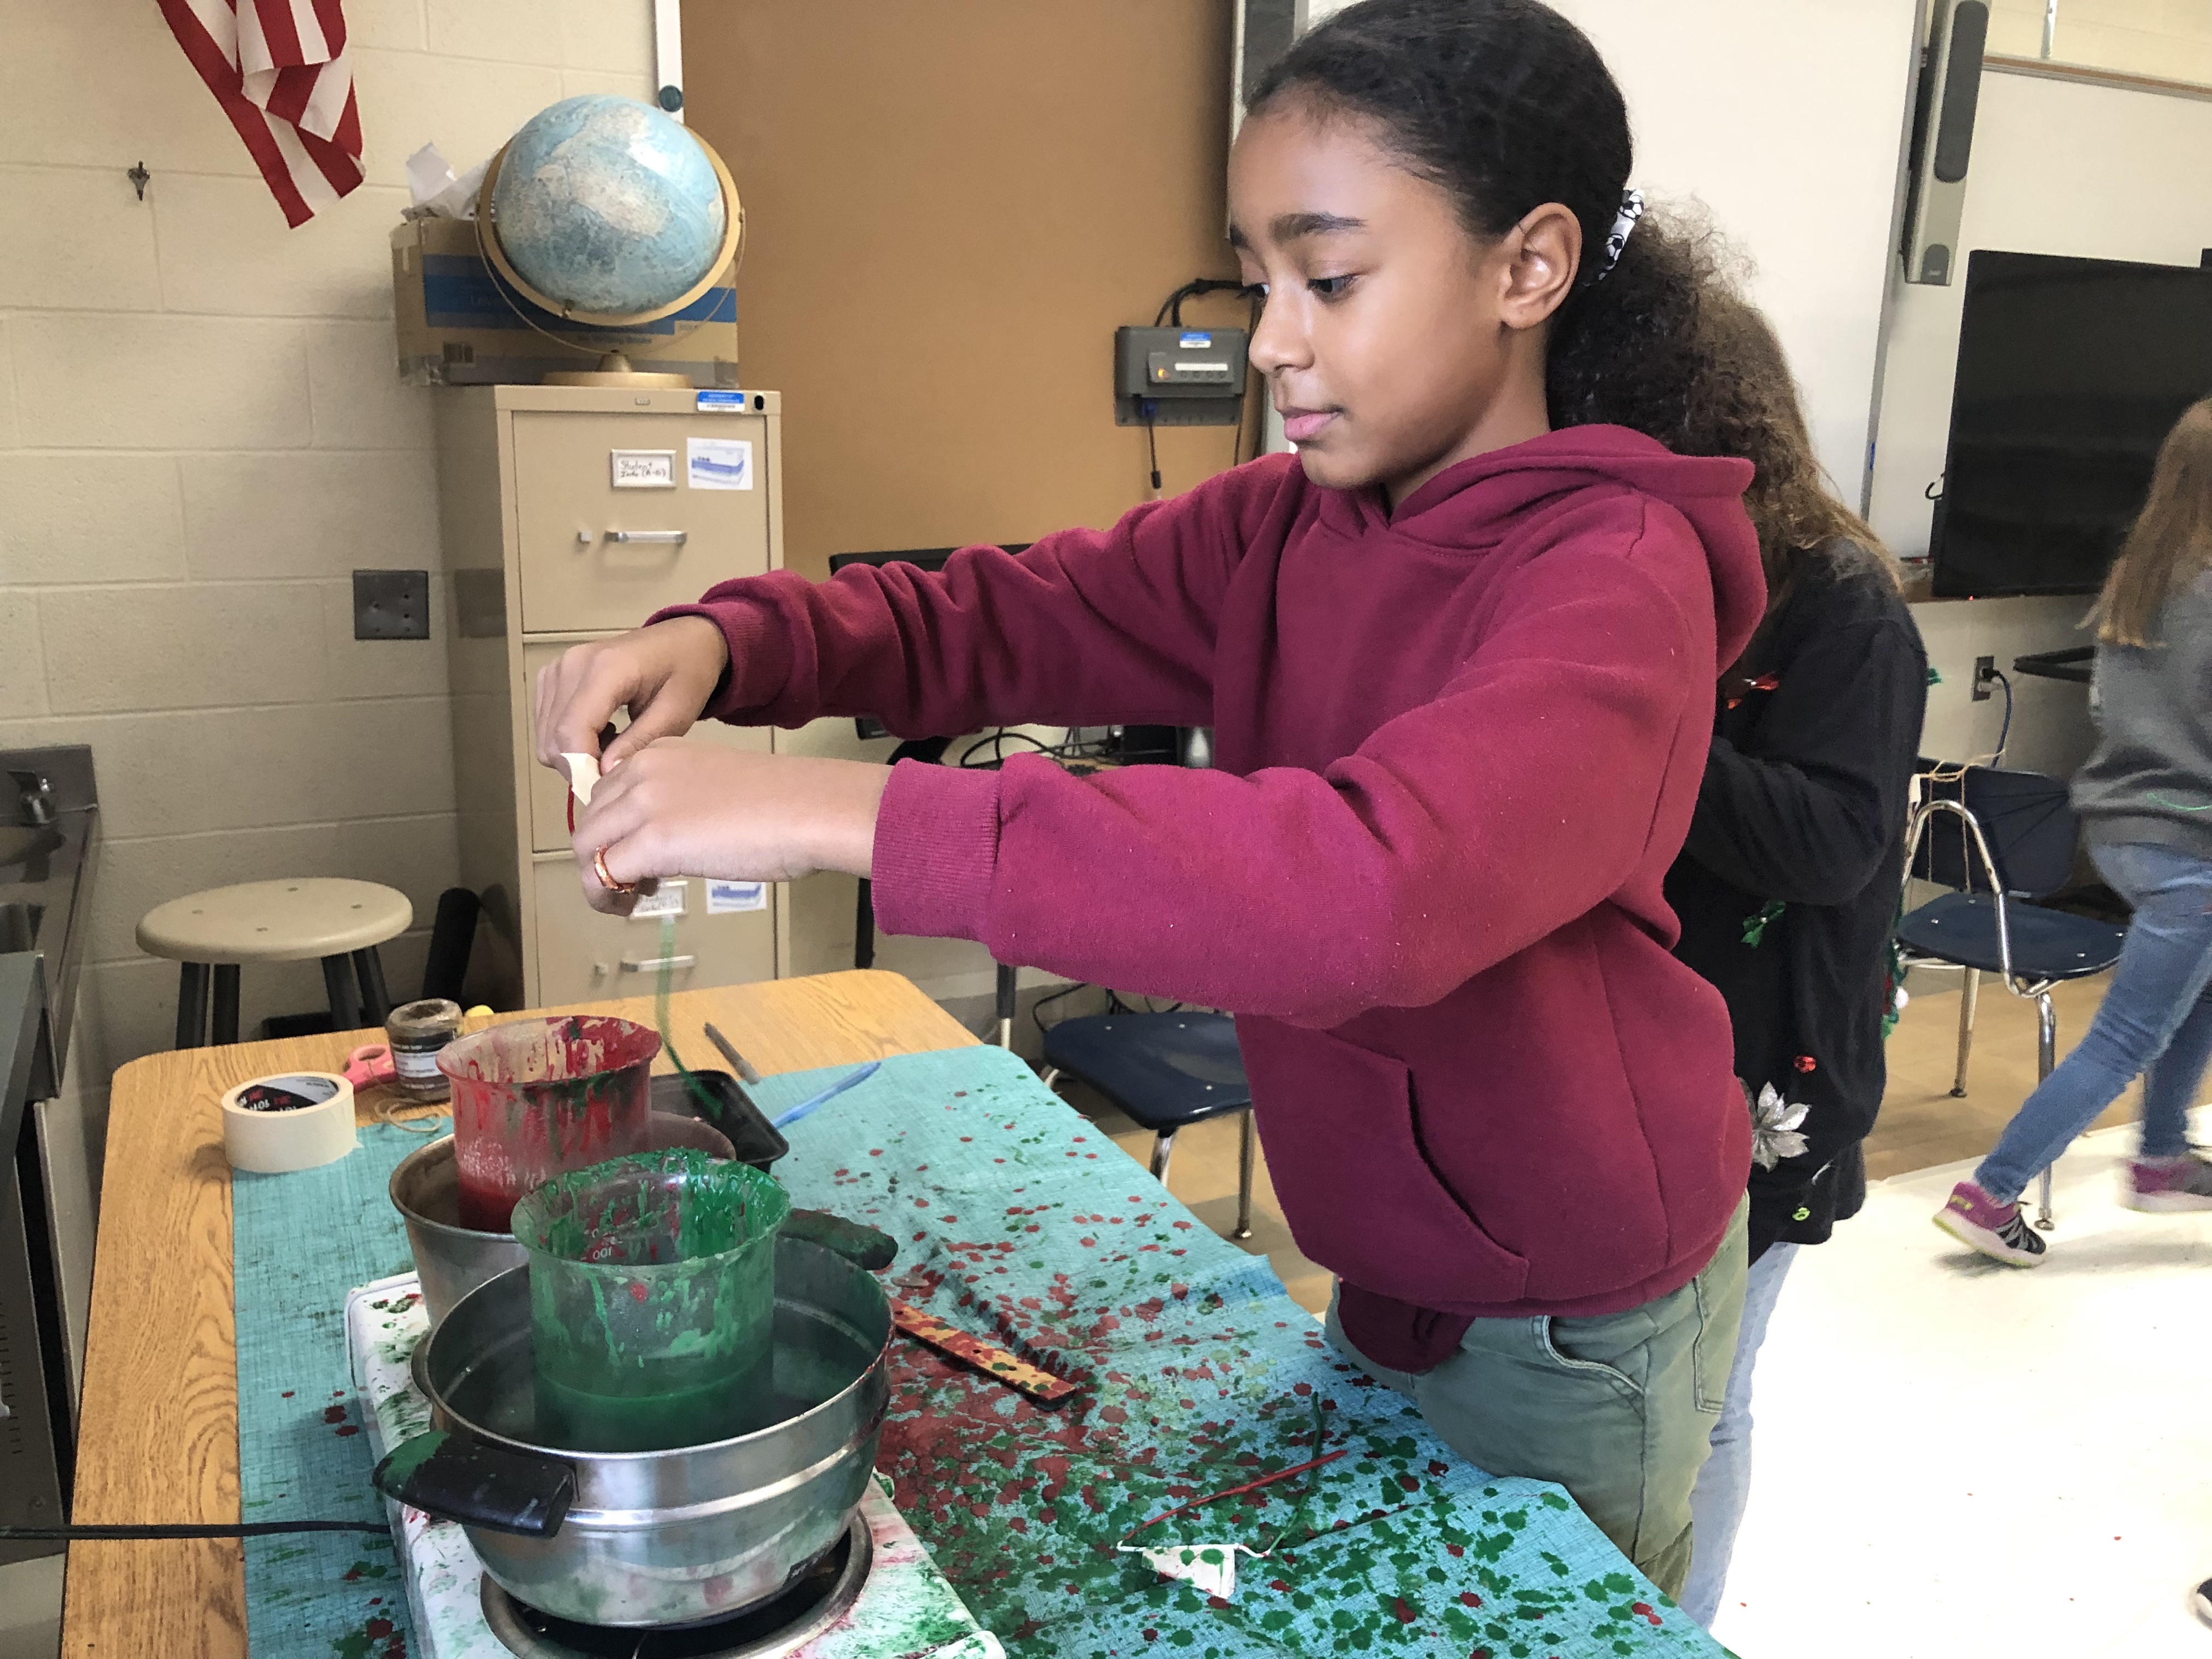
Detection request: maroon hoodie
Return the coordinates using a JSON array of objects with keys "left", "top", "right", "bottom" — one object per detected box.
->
[{"left": 658, "top": 426, "right": 1765, "bottom": 1371}]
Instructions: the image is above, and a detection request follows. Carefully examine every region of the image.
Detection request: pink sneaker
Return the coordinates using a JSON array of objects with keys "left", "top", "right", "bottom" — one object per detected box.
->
[
  {"left": 1933, "top": 1179, "right": 2047, "bottom": 1266},
  {"left": 2126, "top": 1153, "right": 2212, "bottom": 1212}
]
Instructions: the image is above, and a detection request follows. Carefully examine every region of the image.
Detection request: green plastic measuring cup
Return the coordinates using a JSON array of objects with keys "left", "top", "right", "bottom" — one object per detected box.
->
[{"left": 510, "top": 1148, "right": 791, "bottom": 1452}]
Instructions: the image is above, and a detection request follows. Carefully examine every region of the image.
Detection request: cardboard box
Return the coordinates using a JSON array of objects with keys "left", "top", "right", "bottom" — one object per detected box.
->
[{"left": 390, "top": 217, "right": 740, "bottom": 388}]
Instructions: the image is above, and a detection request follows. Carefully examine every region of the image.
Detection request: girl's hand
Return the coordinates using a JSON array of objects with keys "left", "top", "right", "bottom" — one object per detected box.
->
[
  {"left": 573, "top": 739, "right": 891, "bottom": 915},
  {"left": 533, "top": 617, "right": 731, "bottom": 777}
]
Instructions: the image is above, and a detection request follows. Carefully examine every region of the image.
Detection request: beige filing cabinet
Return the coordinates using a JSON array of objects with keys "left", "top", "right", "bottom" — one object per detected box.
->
[{"left": 438, "top": 385, "right": 791, "bottom": 1011}]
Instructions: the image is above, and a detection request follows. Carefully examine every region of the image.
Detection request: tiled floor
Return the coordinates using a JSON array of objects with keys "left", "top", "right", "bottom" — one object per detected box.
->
[
  {"left": 1711, "top": 1116, "right": 2212, "bottom": 1657},
  {"left": 0, "top": 1558, "right": 63, "bottom": 1659}
]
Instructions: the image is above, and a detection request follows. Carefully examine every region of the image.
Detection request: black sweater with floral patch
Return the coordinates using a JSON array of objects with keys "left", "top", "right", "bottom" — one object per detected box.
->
[{"left": 1663, "top": 545, "right": 1927, "bottom": 1263}]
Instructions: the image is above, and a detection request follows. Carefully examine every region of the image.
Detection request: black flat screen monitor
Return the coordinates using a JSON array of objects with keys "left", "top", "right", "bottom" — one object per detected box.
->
[{"left": 1931, "top": 249, "right": 2212, "bottom": 599}]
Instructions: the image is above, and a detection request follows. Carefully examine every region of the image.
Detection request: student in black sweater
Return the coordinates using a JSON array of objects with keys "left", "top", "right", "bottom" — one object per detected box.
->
[{"left": 1667, "top": 300, "right": 1927, "bottom": 1627}]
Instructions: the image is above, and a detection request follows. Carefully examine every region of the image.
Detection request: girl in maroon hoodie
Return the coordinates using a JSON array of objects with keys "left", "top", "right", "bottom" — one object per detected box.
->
[{"left": 538, "top": 0, "right": 1766, "bottom": 1594}]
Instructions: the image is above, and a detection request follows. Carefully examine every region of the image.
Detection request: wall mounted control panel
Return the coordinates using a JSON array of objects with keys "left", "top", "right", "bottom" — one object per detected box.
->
[{"left": 1114, "top": 325, "right": 1250, "bottom": 427}]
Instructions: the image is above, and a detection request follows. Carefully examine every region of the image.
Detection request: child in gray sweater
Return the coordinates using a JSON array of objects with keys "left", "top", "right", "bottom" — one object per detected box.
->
[{"left": 1937, "top": 398, "right": 2212, "bottom": 1266}]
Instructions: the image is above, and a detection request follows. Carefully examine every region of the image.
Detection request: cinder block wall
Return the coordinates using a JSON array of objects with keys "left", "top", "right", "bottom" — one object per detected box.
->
[{"left": 0, "top": 0, "right": 659, "bottom": 1125}]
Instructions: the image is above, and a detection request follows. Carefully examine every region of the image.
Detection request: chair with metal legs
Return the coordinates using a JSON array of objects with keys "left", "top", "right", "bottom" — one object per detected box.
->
[
  {"left": 850, "top": 732, "right": 1257, "bottom": 1239},
  {"left": 1036, "top": 1010, "right": 1256, "bottom": 1240},
  {"left": 1897, "top": 766, "right": 2128, "bottom": 1228}
]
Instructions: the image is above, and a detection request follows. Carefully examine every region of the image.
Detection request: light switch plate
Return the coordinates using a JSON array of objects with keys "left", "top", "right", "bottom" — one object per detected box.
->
[{"left": 353, "top": 569, "right": 430, "bottom": 640}]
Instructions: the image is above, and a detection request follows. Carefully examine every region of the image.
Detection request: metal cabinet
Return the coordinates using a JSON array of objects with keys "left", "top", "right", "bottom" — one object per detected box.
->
[{"left": 438, "top": 386, "right": 789, "bottom": 1011}]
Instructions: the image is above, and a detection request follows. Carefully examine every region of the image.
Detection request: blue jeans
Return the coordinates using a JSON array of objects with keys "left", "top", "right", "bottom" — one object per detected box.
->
[
  {"left": 1679, "top": 1240, "right": 1799, "bottom": 1629},
  {"left": 1976, "top": 840, "right": 2212, "bottom": 1205}
]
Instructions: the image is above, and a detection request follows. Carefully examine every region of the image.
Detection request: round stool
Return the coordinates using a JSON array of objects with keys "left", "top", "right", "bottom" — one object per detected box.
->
[{"left": 137, "top": 879, "right": 413, "bottom": 1048}]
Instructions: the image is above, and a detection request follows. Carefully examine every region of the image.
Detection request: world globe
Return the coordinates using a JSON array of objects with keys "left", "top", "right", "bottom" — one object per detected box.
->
[{"left": 488, "top": 94, "right": 730, "bottom": 320}]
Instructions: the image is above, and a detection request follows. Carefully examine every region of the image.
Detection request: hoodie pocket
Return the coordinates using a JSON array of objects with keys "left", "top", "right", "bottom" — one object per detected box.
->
[{"left": 1242, "top": 1021, "right": 1530, "bottom": 1308}]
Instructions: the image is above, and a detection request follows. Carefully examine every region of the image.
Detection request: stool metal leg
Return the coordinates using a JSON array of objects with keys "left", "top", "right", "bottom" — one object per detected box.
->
[
  {"left": 353, "top": 947, "right": 392, "bottom": 1028},
  {"left": 321, "top": 953, "right": 362, "bottom": 1034},
  {"left": 2035, "top": 990, "right": 2058, "bottom": 1231},
  {"left": 210, "top": 964, "right": 240, "bottom": 1046},
  {"left": 1150, "top": 1127, "right": 1176, "bottom": 1184},
  {"left": 853, "top": 878, "right": 876, "bottom": 971},
  {"left": 174, "top": 962, "right": 211, "bottom": 1050},
  {"left": 1950, "top": 967, "right": 1979, "bottom": 1097},
  {"left": 1233, "top": 1110, "right": 1255, "bottom": 1242},
  {"left": 994, "top": 963, "right": 1017, "bottom": 1052}
]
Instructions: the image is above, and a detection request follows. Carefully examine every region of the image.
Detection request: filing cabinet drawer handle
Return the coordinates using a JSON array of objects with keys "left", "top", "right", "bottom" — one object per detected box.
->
[
  {"left": 606, "top": 530, "right": 689, "bottom": 545},
  {"left": 620, "top": 954, "right": 697, "bottom": 973}
]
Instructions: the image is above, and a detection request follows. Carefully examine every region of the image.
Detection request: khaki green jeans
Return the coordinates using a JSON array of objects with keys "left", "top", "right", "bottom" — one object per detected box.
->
[{"left": 1323, "top": 1198, "right": 1748, "bottom": 1599}]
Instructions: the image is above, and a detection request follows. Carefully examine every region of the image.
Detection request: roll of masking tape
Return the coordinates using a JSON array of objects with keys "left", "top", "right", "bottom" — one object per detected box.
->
[{"left": 222, "top": 1071, "right": 358, "bottom": 1173}]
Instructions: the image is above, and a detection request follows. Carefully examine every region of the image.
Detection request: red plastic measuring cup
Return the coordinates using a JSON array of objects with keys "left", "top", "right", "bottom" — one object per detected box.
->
[{"left": 439, "top": 1015, "right": 661, "bottom": 1232}]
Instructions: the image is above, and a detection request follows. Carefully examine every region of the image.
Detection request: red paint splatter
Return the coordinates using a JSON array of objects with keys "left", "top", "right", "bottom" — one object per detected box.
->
[
  {"left": 1445, "top": 1542, "right": 1464, "bottom": 1558},
  {"left": 1459, "top": 1590, "right": 1481, "bottom": 1606},
  {"left": 280, "top": 1391, "right": 294, "bottom": 1399},
  {"left": 1392, "top": 1596, "right": 1417, "bottom": 1623},
  {"left": 1269, "top": 1578, "right": 1291, "bottom": 1592},
  {"left": 322, "top": 1405, "right": 348, "bottom": 1424},
  {"left": 1631, "top": 1601, "right": 1661, "bottom": 1627}
]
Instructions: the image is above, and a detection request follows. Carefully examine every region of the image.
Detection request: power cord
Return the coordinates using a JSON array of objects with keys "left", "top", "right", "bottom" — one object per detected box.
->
[
  {"left": 959, "top": 729, "right": 1118, "bottom": 769},
  {"left": 958, "top": 730, "right": 1052, "bottom": 767},
  {"left": 1148, "top": 276, "right": 1265, "bottom": 489},
  {"left": 1032, "top": 980, "right": 1091, "bottom": 1035},
  {"left": 0, "top": 1520, "right": 389, "bottom": 1541},
  {"left": 1154, "top": 278, "right": 1250, "bottom": 327}
]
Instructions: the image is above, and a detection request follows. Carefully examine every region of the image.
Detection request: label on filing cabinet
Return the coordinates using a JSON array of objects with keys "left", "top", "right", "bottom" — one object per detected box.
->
[
  {"left": 696, "top": 390, "right": 748, "bottom": 411},
  {"left": 707, "top": 879, "right": 766, "bottom": 913},
  {"left": 610, "top": 449, "right": 676, "bottom": 488},
  {"left": 688, "top": 437, "right": 753, "bottom": 490},
  {"left": 632, "top": 880, "right": 687, "bottom": 919}
]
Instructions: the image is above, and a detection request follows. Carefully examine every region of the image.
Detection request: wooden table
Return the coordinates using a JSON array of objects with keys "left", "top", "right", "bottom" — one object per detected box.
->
[{"left": 61, "top": 970, "right": 975, "bottom": 1659}]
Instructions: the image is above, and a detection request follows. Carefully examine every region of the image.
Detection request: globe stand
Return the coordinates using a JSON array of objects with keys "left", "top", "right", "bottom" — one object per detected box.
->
[
  {"left": 543, "top": 351, "right": 694, "bottom": 388},
  {"left": 475, "top": 124, "right": 744, "bottom": 391}
]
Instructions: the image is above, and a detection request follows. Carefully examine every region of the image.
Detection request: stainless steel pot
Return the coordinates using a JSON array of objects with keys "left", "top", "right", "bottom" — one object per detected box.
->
[
  {"left": 388, "top": 1136, "right": 528, "bottom": 1325},
  {"left": 407, "top": 1236, "right": 890, "bottom": 1627},
  {"left": 391, "top": 1116, "right": 738, "bottom": 1326}
]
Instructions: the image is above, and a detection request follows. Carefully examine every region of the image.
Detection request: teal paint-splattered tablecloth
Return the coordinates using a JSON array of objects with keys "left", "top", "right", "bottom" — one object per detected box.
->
[{"left": 230, "top": 1045, "right": 1729, "bottom": 1659}]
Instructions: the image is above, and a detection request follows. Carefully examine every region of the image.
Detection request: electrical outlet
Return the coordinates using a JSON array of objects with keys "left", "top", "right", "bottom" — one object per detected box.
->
[
  {"left": 353, "top": 569, "right": 430, "bottom": 640},
  {"left": 1971, "top": 654, "right": 1996, "bottom": 701}
]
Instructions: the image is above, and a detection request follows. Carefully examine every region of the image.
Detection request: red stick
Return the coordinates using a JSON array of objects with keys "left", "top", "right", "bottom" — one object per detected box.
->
[{"left": 1120, "top": 1448, "right": 1348, "bottom": 1542}]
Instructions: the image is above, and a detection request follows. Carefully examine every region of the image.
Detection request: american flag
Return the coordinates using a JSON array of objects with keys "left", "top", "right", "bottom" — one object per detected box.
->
[{"left": 156, "top": 0, "right": 365, "bottom": 227}]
